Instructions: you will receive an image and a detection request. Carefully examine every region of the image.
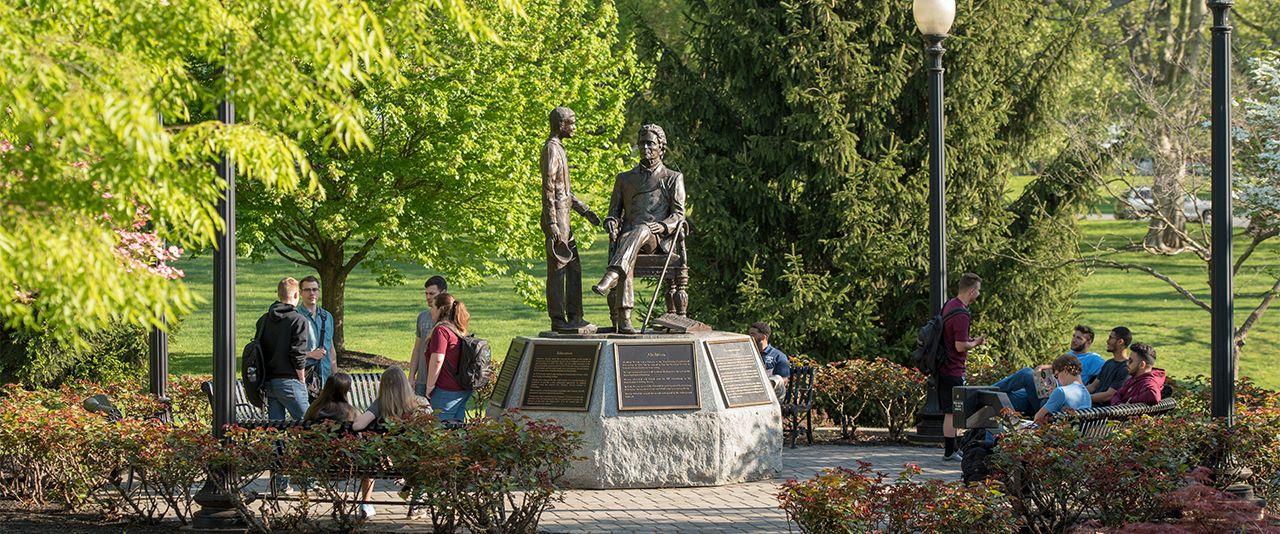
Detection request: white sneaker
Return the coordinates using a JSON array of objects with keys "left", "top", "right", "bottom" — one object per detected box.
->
[
  {"left": 944, "top": 450, "right": 964, "bottom": 462},
  {"left": 360, "top": 503, "right": 377, "bottom": 518}
]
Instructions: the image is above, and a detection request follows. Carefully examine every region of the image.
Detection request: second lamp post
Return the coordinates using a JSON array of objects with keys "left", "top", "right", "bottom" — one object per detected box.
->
[
  {"left": 915, "top": 0, "right": 955, "bottom": 316},
  {"left": 913, "top": 0, "right": 956, "bottom": 441}
]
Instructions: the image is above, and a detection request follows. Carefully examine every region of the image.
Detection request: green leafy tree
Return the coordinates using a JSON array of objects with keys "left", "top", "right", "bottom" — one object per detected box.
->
[
  {"left": 637, "top": 0, "right": 1103, "bottom": 364},
  {"left": 0, "top": 0, "right": 513, "bottom": 346},
  {"left": 236, "top": 0, "right": 644, "bottom": 351}
]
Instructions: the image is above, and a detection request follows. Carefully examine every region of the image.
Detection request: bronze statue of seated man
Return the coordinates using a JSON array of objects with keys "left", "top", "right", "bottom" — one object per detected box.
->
[{"left": 592, "top": 124, "right": 686, "bottom": 334}]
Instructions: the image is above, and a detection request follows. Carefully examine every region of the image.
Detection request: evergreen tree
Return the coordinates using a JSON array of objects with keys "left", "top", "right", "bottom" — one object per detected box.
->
[{"left": 638, "top": 0, "right": 1105, "bottom": 364}]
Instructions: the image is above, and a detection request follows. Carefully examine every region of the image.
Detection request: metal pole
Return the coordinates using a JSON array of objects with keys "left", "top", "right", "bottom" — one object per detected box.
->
[
  {"left": 927, "top": 34, "right": 949, "bottom": 318},
  {"left": 1207, "top": 0, "right": 1260, "bottom": 504},
  {"left": 193, "top": 88, "right": 247, "bottom": 531},
  {"left": 915, "top": 33, "right": 950, "bottom": 443},
  {"left": 149, "top": 111, "right": 170, "bottom": 403},
  {"left": 212, "top": 98, "right": 236, "bottom": 439},
  {"left": 1208, "top": 0, "right": 1235, "bottom": 424},
  {"left": 147, "top": 320, "right": 169, "bottom": 398}
]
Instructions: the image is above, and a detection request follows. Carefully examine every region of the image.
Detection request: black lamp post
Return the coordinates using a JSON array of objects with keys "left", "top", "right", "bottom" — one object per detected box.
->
[
  {"left": 192, "top": 96, "right": 245, "bottom": 529},
  {"left": 913, "top": 0, "right": 956, "bottom": 442},
  {"left": 1207, "top": 0, "right": 1258, "bottom": 503}
]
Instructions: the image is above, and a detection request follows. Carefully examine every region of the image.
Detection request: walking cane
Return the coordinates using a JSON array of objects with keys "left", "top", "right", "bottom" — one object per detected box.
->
[{"left": 641, "top": 223, "right": 685, "bottom": 334}]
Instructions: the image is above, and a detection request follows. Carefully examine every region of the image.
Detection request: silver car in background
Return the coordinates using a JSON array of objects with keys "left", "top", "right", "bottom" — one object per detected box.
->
[{"left": 1114, "top": 186, "right": 1212, "bottom": 222}]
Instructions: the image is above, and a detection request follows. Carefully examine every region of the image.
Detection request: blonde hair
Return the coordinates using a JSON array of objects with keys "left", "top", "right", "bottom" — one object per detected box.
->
[
  {"left": 277, "top": 277, "right": 299, "bottom": 300},
  {"left": 376, "top": 366, "right": 419, "bottom": 420}
]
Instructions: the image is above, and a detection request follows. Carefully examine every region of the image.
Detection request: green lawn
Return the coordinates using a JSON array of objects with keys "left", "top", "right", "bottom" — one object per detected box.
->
[
  {"left": 1074, "top": 220, "right": 1280, "bottom": 388},
  {"left": 169, "top": 241, "right": 617, "bottom": 376},
  {"left": 170, "top": 217, "right": 1279, "bottom": 389}
]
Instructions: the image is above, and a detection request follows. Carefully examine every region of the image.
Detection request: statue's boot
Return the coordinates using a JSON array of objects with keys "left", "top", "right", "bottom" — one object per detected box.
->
[
  {"left": 616, "top": 308, "right": 636, "bottom": 334},
  {"left": 563, "top": 317, "right": 597, "bottom": 334},
  {"left": 592, "top": 270, "right": 620, "bottom": 296}
]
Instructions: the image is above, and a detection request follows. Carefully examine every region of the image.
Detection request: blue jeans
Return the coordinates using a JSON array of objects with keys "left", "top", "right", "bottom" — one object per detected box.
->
[
  {"left": 265, "top": 378, "right": 310, "bottom": 421},
  {"left": 993, "top": 368, "right": 1043, "bottom": 415},
  {"left": 430, "top": 388, "right": 471, "bottom": 422},
  {"left": 415, "top": 383, "right": 427, "bottom": 397}
]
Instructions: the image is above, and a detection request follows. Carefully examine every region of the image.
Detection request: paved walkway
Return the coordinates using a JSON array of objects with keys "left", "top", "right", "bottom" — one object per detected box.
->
[{"left": 359, "top": 441, "right": 958, "bottom": 533}]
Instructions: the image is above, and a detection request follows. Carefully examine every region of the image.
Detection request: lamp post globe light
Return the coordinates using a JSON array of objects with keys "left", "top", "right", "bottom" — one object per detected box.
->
[{"left": 912, "top": 0, "right": 955, "bottom": 442}]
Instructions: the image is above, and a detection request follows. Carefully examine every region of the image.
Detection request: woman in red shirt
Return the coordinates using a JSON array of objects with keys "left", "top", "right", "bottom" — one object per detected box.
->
[{"left": 422, "top": 292, "right": 472, "bottom": 422}]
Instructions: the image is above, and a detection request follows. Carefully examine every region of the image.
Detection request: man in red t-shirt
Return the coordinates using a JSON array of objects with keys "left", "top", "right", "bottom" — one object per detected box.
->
[{"left": 940, "top": 272, "right": 986, "bottom": 461}]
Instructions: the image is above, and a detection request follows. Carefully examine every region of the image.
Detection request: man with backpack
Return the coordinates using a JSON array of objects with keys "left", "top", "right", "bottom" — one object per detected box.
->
[
  {"left": 258, "top": 277, "right": 312, "bottom": 422},
  {"left": 939, "top": 272, "right": 986, "bottom": 461}
]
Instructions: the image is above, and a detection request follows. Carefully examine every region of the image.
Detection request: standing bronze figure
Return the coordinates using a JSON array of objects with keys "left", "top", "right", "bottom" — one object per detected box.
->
[
  {"left": 592, "top": 124, "right": 686, "bottom": 334},
  {"left": 541, "top": 107, "right": 602, "bottom": 333}
]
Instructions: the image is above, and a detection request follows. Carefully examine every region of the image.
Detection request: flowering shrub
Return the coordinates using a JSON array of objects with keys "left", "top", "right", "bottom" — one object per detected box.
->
[
  {"left": 857, "top": 358, "right": 926, "bottom": 441},
  {"left": 814, "top": 361, "right": 866, "bottom": 438},
  {"left": 392, "top": 413, "right": 582, "bottom": 533},
  {"left": 777, "top": 462, "right": 1013, "bottom": 534},
  {"left": 1076, "top": 468, "right": 1278, "bottom": 532}
]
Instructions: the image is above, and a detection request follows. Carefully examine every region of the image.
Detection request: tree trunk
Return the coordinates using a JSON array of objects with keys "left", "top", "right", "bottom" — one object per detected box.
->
[
  {"left": 1144, "top": 132, "right": 1189, "bottom": 253},
  {"left": 317, "top": 252, "right": 350, "bottom": 354}
]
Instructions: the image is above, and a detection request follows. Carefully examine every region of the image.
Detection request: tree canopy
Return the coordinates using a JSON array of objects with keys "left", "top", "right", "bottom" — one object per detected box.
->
[
  {"left": 636, "top": 0, "right": 1104, "bottom": 363},
  {"left": 235, "top": 0, "right": 646, "bottom": 350},
  {"left": 0, "top": 0, "right": 515, "bottom": 346}
]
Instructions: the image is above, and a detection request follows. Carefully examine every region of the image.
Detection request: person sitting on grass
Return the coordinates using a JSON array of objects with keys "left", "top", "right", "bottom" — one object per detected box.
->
[
  {"left": 1032, "top": 354, "right": 1092, "bottom": 426},
  {"left": 303, "top": 372, "right": 356, "bottom": 423},
  {"left": 1110, "top": 342, "right": 1166, "bottom": 406},
  {"left": 352, "top": 366, "right": 430, "bottom": 519}
]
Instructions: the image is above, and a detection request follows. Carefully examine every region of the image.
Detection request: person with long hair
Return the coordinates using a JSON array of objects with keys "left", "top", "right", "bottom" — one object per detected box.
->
[
  {"left": 303, "top": 372, "right": 356, "bottom": 423},
  {"left": 352, "top": 366, "right": 429, "bottom": 517},
  {"left": 421, "top": 292, "right": 473, "bottom": 422}
]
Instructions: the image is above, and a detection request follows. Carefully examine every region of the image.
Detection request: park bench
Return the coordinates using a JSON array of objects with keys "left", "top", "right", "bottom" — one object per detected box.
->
[
  {"left": 955, "top": 385, "right": 1178, "bottom": 483},
  {"left": 200, "top": 374, "right": 462, "bottom": 501},
  {"left": 781, "top": 366, "right": 816, "bottom": 449}
]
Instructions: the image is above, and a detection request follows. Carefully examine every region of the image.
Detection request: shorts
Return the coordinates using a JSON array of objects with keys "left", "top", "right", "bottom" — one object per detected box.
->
[{"left": 936, "top": 374, "right": 965, "bottom": 413}]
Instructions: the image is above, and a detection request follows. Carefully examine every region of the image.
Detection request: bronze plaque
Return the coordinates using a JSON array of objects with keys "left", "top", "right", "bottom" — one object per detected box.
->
[
  {"left": 706, "top": 339, "right": 773, "bottom": 408},
  {"left": 489, "top": 339, "right": 527, "bottom": 409},
  {"left": 614, "top": 343, "right": 700, "bottom": 411},
  {"left": 521, "top": 342, "right": 601, "bottom": 411}
]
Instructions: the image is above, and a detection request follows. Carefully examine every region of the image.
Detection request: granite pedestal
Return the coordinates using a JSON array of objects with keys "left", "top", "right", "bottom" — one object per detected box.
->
[{"left": 486, "top": 331, "right": 782, "bottom": 489}]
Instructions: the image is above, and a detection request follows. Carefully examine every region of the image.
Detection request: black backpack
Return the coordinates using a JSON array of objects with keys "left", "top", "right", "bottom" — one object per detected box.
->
[
  {"left": 437, "top": 324, "right": 493, "bottom": 390},
  {"left": 912, "top": 307, "right": 969, "bottom": 376},
  {"left": 241, "top": 319, "right": 268, "bottom": 409}
]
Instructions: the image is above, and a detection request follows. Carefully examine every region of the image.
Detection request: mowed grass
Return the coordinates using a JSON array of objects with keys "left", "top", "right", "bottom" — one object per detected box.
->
[
  {"left": 1075, "top": 220, "right": 1280, "bottom": 388},
  {"left": 169, "top": 241, "right": 616, "bottom": 375},
  {"left": 169, "top": 205, "right": 1279, "bottom": 389}
]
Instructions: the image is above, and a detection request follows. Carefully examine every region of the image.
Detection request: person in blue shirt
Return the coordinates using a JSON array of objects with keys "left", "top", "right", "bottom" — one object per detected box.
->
[
  {"left": 992, "top": 325, "right": 1105, "bottom": 415},
  {"left": 1032, "top": 353, "right": 1092, "bottom": 425},
  {"left": 297, "top": 276, "right": 336, "bottom": 393},
  {"left": 748, "top": 321, "right": 791, "bottom": 399}
]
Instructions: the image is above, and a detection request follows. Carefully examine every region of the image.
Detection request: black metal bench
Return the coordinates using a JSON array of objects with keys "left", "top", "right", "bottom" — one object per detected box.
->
[
  {"left": 200, "top": 375, "right": 461, "bottom": 502},
  {"left": 781, "top": 366, "right": 815, "bottom": 448},
  {"left": 201, "top": 373, "right": 384, "bottom": 424},
  {"left": 1050, "top": 397, "right": 1178, "bottom": 437}
]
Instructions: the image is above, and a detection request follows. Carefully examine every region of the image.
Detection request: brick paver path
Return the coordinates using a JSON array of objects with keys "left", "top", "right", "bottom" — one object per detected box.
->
[{"left": 358, "top": 442, "right": 959, "bottom": 533}]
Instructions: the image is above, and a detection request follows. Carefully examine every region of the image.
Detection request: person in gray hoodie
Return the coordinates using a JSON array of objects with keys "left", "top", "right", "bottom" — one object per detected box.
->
[{"left": 257, "top": 277, "right": 311, "bottom": 421}]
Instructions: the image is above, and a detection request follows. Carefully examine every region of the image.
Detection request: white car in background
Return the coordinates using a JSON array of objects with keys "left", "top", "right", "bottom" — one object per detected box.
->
[{"left": 1115, "top": 186, "right": 1213, "bottom": 222}]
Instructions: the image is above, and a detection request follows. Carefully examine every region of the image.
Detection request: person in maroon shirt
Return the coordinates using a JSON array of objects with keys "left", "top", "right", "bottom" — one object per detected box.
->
[
  {"left": 1111, "top": 342, "right": 1166, "bottom": 406},
  {"left": 940, "top": 272, "right": 986, "bottom": 461}
]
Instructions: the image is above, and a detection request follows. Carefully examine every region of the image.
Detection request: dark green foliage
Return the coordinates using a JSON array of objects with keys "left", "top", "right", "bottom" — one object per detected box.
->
[
  {"left": 0, "top": 320, "right": 165, "bottom": 387},
  {"left": 637, "top": 0, "right": 1106, "bottom": 365}
]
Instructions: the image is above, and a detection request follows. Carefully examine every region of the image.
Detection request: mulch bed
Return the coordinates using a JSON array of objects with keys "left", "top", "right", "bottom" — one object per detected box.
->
[
  {"left": 0, "top": 500, "right": 181, "bottom": 534},
  {"left": 338, "top": 350, "right": 401, "bottom": 371}
]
